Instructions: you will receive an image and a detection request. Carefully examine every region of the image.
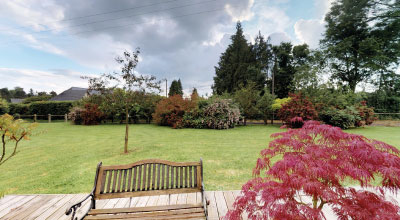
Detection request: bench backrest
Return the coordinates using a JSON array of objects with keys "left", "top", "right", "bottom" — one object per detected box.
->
[{"left": 93, "top": 159, "right": 203, "bottom": 200}]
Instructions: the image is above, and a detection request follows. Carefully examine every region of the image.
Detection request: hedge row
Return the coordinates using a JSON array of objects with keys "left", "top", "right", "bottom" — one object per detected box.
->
[{"left": 8, "top": 101, "right": 74, "bottom": 115}]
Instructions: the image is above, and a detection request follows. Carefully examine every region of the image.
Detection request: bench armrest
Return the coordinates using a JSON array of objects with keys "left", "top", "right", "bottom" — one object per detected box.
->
[
  {"left": 65, "top": 192, "right": 94, "bottom": 220},
  {"left": 202, "top": 182, "right": 209, "bottom": 220}
]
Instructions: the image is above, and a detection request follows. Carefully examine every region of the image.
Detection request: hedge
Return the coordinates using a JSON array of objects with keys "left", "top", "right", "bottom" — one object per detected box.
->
[
  {"left": 9, "top": 103, "right": 29, "bottom": 115},
  {"left": 29, "top": 101, "right": 74, "bottom": 115},
  {"left": 7, "top": 101, "right": 74, "bottom": 116}
]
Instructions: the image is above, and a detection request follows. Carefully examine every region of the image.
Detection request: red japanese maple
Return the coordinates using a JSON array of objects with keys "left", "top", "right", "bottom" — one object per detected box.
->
[{"left": 225, "top": 121, "right": 400, "bottom": 220}]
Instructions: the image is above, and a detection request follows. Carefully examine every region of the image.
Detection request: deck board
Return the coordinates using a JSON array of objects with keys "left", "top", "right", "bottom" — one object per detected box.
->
[{"left": 0, "top": 191, "right": 240, "bottom": 219}]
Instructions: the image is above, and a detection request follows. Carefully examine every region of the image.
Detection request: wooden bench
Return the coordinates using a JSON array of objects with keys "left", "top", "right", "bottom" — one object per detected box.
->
[{"left": 66, "top": 159, "right": 208, "bottom": 220}]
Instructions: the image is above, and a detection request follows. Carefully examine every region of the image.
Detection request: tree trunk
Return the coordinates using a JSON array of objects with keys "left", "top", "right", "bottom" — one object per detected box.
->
[{"left": 124, "top": 108, "right": 129, "bottom": 154}]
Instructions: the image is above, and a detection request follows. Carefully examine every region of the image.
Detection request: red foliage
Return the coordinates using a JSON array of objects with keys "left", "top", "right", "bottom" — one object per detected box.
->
[
  {"left": 225, "top": 121, "right": 400, "bottom": 220},
  {"left": 277, "top": 93, "right": 318, "bottom": 128},
  {"left": 81, "top": 103, "right": 104, "bottom": 125},
  {"left": 153, "top": 95, "right": 197, "bottom": 128},
  {"left": 356, "top": 101, "right": 377, "bottom": 126}
]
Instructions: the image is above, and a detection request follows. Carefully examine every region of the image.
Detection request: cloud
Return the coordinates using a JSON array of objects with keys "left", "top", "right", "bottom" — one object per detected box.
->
[
  {"left": 0, "top": 0, "right": 307, "bottom": 95},
  {"left": 0, "top": 68, "right": 88, "bottom": 93},
  {"left": 294, "top": 19, "right": 324, "bottom": 48},
  {"left": 293, "top": 0, "right": 334, "bottom": 48},
  {"left": 269, "top": 32, "right": 291, "bottom": 45}
]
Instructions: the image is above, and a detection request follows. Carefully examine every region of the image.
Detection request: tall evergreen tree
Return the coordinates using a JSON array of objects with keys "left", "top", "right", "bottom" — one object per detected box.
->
[
  {"left": 213, "top": 22, "right": 265, "bottom": 94},
  {"left": 168, "top": 79, "right": 183, "bottom": 96}
]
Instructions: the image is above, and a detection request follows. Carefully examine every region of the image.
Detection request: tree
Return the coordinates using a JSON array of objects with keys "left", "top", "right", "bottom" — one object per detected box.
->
[
  {"left": 168, "top": 79, "right": 183, "bottom": 96},
  {"left": 50, "top": 91, "right": 57, "bottom": 97},
  {"left": 0, "top": 88, "right": 10, "bottom": 102},
  {"left": 0, "top": 114, "right": 37, "bottom": 166},
  {"left": 213, "top": 22, "right": 265, "bottom": 94},
  {"left": 321, "top": 0, "right": 400, "bottom": 92},
  {"left": 11, "top": 87, "right": 26, "bottom": 98},
  {"left": 256, "top": 89, "right": 275, "bottom": 124},
  {"left": 270, "top": 43, "right": 295, "bottom": 98},
  {"left": 226, "top": 120, "right": 400, "bottom": 219},
  {"left": 234, "top": 82, "right": 260, "bottom": 125},
  {"left": 85, "top": 49, "right": 160, "bottom": 153}
]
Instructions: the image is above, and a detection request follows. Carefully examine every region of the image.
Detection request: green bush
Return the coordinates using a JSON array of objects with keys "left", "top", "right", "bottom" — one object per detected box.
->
[
  {"left": 0, "top": 98, "right": 9, "bottom": 115},
  {"left": 320, "top": 107, "right": 360, "bottom": 129},
  {"left": 29, "top": 101, "right": 74, "bottom": 115},
  {"left": 8, "top": 103, "right": 29, "bottom": 115}
]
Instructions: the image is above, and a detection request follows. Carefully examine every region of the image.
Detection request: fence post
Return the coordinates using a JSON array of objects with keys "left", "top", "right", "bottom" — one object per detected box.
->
[
  {"left": 34, "top": 114, "right": 37, "bottom": 122},
  {"left": 48, "top": 114, "right": 51, "bottom": 123},
  {"left": 65, "top": 114, "right": 68, "bottom": 123}
]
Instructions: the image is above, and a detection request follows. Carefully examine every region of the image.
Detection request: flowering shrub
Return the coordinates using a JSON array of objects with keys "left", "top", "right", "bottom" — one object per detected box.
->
[
  {"left": 202, "top": 99, "right": 240, "bottom": 129},
  {"left": 153, "top": 95, "right": 197, "bottom": 128},
  {"left": 226, "top": 121, "right": 400, "bottom": 220},
  {"left": 68, "top": 106, "right": 84, "bottom": 125},
  {"left": 277, "top": 93, "right": 318, "bottom": 128}
]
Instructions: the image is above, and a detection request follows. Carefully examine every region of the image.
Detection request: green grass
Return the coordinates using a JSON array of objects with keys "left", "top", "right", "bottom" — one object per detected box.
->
[{"left": 0, "top": 123, "right": 399, "bottom": 194}]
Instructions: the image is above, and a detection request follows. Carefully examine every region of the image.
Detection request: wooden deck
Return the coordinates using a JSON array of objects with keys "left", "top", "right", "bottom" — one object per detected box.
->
[{"left": 0, "top": 191, "right": 243, "bottom": 220}]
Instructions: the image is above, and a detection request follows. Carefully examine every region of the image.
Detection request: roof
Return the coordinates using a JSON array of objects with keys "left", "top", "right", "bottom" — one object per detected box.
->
[
  {"left": 10, "top": 98, "right": 24, "bottom": 104},
  {"left": 49, "top": 87, "right": 95, "bottom": 101}
]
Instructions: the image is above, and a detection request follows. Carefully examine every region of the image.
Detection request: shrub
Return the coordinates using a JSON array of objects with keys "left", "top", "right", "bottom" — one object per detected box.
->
[
  {"left": 202, "top": 99, "right": 240, "bottom": 129},
  {"left": 271, "top": 97, "right": 291, "bottom": 111},
  {"left": 226, "top": 121, "right": 400, "bottom": 220},
  {"left": 320, "top": 102, "right": 376, "bottom": 129},
  {"left": 320, "top": 107, "right": 359, "bottom": 129},
  {"left": 0, "top": 98, "right": 9, "bottom": 115},
  {"left": 29, "top": 101, "right": 74, "bottom": 115},
  {"left": 277, "top": 93, "right": 318, "bottom": 128},
  {"left": 153, "top": 95, "right": 197, "bottom": 128},
  {"left": 356, "top": 101, "right": 377, "bottom": 126},
  {"left": 81, "top": 104, "right": 104, "bottom": 125},
  {"left": 68, "top": 106, "right": 84, "bottom": 125}
]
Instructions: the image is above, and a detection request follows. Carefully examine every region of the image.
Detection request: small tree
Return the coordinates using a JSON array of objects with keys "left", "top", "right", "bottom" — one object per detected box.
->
[
  {"left": 226, "top": 120, "right": 400, "bottom": 219},
  {"left": 85, "top": 49, "right": 160, "bottom": 153},
  {"left": 234, "top": 82, "right": 260, "bottom": 125},
  {"left": 0, "top": 114, "right": 37, "bottom": 166},
  {"left": 256, "top": 89, "right": 275, "bottom": 124}
]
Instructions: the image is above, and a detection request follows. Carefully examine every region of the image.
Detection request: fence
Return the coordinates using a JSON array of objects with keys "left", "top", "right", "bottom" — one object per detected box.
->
[
  {"left": 375, "top": 113, "right": 400, "bottom": 120},
  {"left": 17, "top": 114, "right": 69, "bottom": 123}
]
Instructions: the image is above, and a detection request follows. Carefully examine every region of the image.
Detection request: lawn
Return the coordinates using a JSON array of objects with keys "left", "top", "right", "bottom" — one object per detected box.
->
[{"left": 0, "top": 123, "right": 399, "bottom": 195}]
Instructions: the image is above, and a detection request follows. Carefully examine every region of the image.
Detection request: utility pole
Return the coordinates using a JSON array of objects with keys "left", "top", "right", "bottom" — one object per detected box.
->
[{"left": 163, "top": 78, "right": 168, "bottom": 97}]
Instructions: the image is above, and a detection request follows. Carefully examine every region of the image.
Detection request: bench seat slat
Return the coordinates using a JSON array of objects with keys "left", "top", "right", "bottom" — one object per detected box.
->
[{"left": 87, "top": 203, "right": 203, "bottom": 215}]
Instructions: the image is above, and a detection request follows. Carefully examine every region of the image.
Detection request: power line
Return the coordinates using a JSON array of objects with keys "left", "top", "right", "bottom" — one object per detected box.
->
[
  {"left": 0, "top": 0, "right": 191, "bottom": 32},
  {"left": 0, "top": 1, "right": 257, "bottom": 46},
  {"left": 26, "top": 0, "right": 218, "bottom": 35}
]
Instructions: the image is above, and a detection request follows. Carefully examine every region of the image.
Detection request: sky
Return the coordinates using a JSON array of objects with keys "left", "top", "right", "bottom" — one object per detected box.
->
[{"left": 0, "top": 0, "right": 334, "bottom": 96}]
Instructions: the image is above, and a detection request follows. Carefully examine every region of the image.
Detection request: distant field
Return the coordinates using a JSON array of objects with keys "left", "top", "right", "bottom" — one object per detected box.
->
[{"left": 0, "top": 123, "right": 399, "bottom": 195}]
